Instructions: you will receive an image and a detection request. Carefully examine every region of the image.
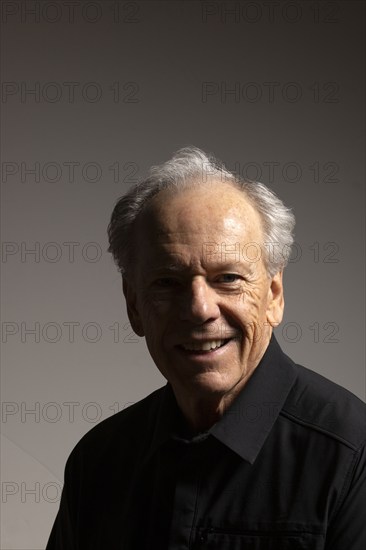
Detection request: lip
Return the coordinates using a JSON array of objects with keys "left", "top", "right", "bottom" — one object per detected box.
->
[
  {"left": 176, "top": 333, "right": 239, "bottom": 345},
  {"left": 174, "top": 337, "right": 237, "bottom": 361}
]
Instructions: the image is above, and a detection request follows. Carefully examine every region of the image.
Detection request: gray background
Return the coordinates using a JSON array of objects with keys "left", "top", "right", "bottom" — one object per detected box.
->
[{"left": 1, "top": 1, "right": 365, "bottom": 547}]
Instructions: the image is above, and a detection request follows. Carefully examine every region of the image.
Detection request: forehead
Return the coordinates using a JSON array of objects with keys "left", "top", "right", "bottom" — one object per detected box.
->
[{"left": 136, "top": 182, "right": 263, "bottom": 245}]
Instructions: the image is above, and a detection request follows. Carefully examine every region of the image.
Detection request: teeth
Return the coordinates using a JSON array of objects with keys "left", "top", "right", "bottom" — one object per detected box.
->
[{"left": 182, "top": 339, "right": 227, "bottom": 351}]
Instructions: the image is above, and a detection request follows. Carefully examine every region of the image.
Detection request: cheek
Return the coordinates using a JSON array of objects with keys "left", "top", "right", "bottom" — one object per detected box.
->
[
  {"left": 233, "top": 288, "right": 270, "bottom": 343},
  {"left": 239, "top": 285, "right": 267, "bottom": 320},
  {"left": 140, "top": 292, "right": 171, "bottom": 319},
  {"left": 139, "top": 298, "right": 172, "bottom": 351}
]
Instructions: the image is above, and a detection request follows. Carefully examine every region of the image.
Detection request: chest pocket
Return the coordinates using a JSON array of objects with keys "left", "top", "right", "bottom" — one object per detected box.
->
[{"left": 194, "top": 527, "right": 324, "bottom": 549}]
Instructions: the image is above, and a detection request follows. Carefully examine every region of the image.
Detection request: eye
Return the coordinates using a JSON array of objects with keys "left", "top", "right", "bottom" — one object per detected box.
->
[
  {"left": 154, "top": 277, "right": 179, "bottom": 288},
  {"left": 216, "top": 273, "right": 242, "bottom": 283}
]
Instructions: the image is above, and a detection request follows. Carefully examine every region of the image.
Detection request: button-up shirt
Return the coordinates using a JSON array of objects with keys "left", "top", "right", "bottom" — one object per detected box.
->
[{"left": 46, "top": 335, "right": 366, "bottom": 549}]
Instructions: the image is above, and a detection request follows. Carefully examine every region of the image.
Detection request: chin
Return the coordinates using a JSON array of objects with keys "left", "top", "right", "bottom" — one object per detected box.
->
[{"left": 179, "top": 370, "right": 243, "bottom": 396}]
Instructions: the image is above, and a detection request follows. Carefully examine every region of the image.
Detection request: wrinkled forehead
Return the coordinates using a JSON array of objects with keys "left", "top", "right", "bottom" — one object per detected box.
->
[{"left": 135, "top": 182, "right": 264, "bottom": 244}]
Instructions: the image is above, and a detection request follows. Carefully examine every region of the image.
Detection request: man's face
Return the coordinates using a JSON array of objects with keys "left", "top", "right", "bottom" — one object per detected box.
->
[{"left": 123, "top": 182, "right": 284, "bottom": 400}]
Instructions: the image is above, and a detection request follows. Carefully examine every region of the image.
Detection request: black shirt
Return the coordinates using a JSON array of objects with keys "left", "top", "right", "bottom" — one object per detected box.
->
[{"left": 46, "top": 335, "right": 366, "bottom": 549}]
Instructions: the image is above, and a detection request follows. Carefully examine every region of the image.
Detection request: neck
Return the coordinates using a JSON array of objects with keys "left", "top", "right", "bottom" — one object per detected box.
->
[{"left": 172, "top": 374, "right": 250, "bottom": 436}]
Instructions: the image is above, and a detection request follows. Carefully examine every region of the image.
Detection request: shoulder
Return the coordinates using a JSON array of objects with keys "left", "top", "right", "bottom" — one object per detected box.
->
[
  {"left": 282, "top": 361, "right": 366, "bottom": 451},
  {"left": 65, "top": 385, "right": 166, "bottom": 468}
]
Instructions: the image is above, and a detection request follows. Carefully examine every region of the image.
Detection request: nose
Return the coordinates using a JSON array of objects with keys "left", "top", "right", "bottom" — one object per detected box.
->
[{"left": 178, "top": 277, "right": 221, "bottom": 324}]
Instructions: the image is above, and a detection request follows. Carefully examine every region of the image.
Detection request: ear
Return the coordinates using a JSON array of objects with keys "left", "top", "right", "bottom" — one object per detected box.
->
[
  {"left": 266, "top": 270, "right": 284, "bottom": 327},
  {"left": 122, "top": 277, "right": 145, "bottom": 337}
]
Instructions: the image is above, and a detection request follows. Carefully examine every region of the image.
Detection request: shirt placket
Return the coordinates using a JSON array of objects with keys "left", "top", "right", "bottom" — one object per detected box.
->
[{"left": 167, "top": 437, "right": 207, "bottom": 550}]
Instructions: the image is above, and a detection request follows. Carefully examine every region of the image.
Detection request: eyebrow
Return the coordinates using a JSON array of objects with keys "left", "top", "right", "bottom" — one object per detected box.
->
[{"left": 148, "top": 260, "right": 254, "bottom": 275}]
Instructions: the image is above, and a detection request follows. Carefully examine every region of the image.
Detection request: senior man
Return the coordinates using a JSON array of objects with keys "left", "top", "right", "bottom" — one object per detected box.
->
[{"left": 46, "top": 147, "right": 365, "bottom": 549}]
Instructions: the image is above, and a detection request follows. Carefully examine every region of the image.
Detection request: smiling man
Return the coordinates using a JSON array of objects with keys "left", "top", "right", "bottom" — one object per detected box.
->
[
  {"left": 125, "top": 181, "right": 284, "bottom": 435},
  {"left": 46, "top": 147, "right": 365, "bottom": 550}
]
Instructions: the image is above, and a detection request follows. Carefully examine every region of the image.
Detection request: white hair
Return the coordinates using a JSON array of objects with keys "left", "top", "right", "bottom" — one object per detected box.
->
[{"left": 107, "top": 146, "right": 295, "bottom": 278}]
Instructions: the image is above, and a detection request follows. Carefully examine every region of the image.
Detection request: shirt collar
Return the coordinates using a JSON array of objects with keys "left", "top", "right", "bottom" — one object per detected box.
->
[
  {"left": 210, "top": 333, "right": 298, "bottom": 463},
  {"left": 147, "top": 334, "right": 298, "bottom": 464}
]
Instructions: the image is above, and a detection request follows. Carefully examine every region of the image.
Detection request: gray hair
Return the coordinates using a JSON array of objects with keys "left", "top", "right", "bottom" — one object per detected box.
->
[{"left": 107, "top": 147, "right": 295, "bottom": 278}]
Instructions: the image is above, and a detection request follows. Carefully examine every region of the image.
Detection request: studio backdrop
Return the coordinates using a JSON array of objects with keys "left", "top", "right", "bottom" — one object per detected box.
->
[{"left": 1, "top": 1, "right": 365, "bottom": 548}]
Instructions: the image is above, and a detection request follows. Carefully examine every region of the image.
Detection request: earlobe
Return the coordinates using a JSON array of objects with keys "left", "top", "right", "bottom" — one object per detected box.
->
[
  {"left": 266, "top": 271, "right": 284, "bottom": 327},
  {"left": 122, "top": 277, "right": 145, "bottom": 337}
]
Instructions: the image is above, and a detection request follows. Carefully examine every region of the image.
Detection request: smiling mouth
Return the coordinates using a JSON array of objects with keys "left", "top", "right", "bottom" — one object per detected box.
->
[{"left": 177, "top": 338, "right": 232, "bottom": 354}]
